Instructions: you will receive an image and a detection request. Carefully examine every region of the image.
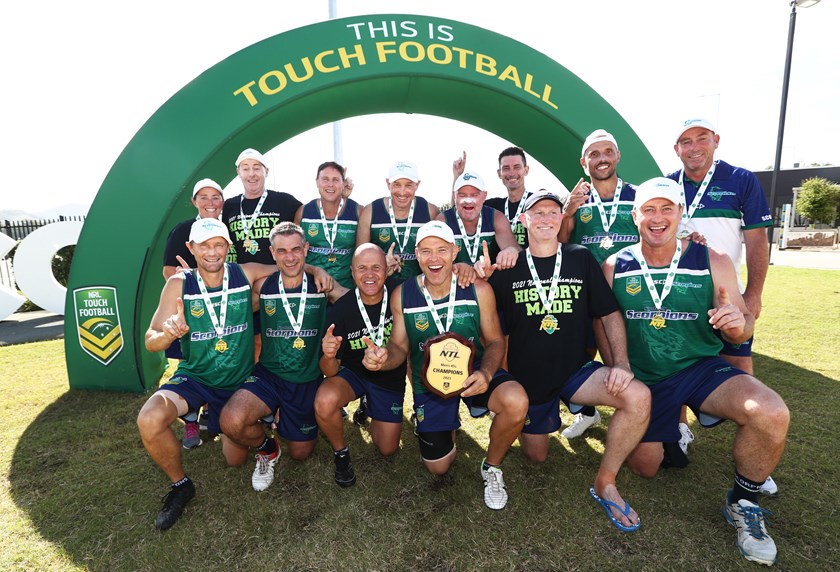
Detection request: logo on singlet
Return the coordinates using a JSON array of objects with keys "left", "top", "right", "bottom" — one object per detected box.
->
[
  {"left": 579, "top": 207, "right": 593, "bottom": 223},
  {"left": 626, "top": 277, "right": 642, "bottom": 296},
  {"left": 264, "top": 299, "right": 276, "bottom": 317},
  {"left": 190, "top": 300, "right": 204, "bottom": 318},
  {"left": 378, "top": 228, "right": 391, "bottom": 243},
  {"left": 307, "top": 224, "right": 319, "bottom": 237},
  {"left": 415, "top": 313, "right": 429, "bottom": 332}
]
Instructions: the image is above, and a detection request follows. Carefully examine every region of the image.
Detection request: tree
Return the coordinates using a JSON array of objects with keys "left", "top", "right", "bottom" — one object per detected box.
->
[{"left": 796, "top": 177, "right": 840, "bottom": 226}]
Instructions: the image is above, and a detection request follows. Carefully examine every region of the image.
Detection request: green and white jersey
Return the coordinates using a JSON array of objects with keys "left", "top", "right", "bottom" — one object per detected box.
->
[
  {"left": 570, "top": 182, "right": 638, "bottom": 266},
  {"left": 177, "top": 263, "right": 254, "bottom": 391},
  {"left": 611, "top": 243, "right": 722, "bottom": 384},
  {"left": 299, "top": 198, "right": 360, "bottom": 289},
  {"left": 401, "top": 275, "right": 484, "bottom": 394},
  {"left": 259, "top": 272, "right": 327, "bottom": 383}
]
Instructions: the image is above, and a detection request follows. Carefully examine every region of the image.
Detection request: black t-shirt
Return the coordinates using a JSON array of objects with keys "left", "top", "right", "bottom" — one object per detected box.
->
[
  {"left": 486, "top": 196, "right": 529, "bottom": 248},
  {"left": 326, "top": 283, "right": 407, "bottom": 391},
  {"left": 163, "top": 218, "right": 195, "bottom": 268},
  {"left": 489, "top": 245, "right": 618, "bottom": 404},
  {"left": 223, "top": 190, "right": 302, "bottom": 265}
]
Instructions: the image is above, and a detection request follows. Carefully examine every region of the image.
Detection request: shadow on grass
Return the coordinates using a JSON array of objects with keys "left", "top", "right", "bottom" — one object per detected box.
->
[{"left": 9, "top": 353, "right": 840, "bottom": 571}]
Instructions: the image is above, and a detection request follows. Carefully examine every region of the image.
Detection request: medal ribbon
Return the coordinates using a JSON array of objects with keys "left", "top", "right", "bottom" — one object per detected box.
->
[
  {"left": 317, "top": 198, "right": 345, "bottom": 256},
  {"left": 677, "top": 162, "right": 717, "bottom": 225},
  {"left": 525, "top": 248, "right": 563, "bottom": 314},
  {"left": 454, "top": 209, "right": 483, "bottom": 264},
  {"left": 629, "top": 240, "right": 683, "bottom": 310},
  {"left": 355, "top": 285, "right": 388, "bottom": 347},
  {"left": 277, "top": 273, "right": 308, "bottom": 334},
  {"left": 193, "top": 264, "right": 230, "bottom": 339},
  {"left": 504, "top": 191, "right": 530, "bottom": 232},
  {"left": 387, "top": 197, "right": 416, "bottom": 253},
  {"left": 420, "top": 273, "right": 458, "bottom": 334},
  {"left": 239, "top": 191, "right": 269, "bottom": 242},
  {"left": 590, "top": 178, "right": 623, "bottom": 233}
]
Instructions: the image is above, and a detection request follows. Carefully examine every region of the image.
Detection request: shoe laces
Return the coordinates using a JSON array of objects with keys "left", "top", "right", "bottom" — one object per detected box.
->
[
  {"left": 485, "top": 467, "right": 505, "bottom": 492},
  {"left": 255, "top": 451, "right": 273, "bottom": 475},
  {"left": 740, "top": 504, "right": 772, "bottom": 540}
]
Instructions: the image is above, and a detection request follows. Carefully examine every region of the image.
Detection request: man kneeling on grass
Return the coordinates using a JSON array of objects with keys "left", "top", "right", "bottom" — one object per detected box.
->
[
  {"left": 138, "top": 218, "right": 272, "bottom": 531},
  {"left": 602, "top": 178, "right": 790, "bottom": 566}
]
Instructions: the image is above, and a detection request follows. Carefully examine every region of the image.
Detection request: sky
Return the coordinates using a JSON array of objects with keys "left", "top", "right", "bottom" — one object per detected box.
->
[{"left": 2, "top": 0, "right": 838, "bottom": 216}]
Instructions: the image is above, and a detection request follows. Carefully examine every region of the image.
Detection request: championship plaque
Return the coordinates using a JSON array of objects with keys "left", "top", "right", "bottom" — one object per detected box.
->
[{"left": 421, "top": 332, "right": 476, "bottom": 399}]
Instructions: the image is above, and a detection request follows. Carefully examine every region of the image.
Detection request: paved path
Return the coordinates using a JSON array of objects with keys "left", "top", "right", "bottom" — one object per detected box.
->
[{"left": 0, "top": 246, "right": 836, "bottom": 347}]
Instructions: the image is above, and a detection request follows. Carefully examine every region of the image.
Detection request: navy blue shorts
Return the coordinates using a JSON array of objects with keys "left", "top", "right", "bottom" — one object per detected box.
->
[
  {"left": 642, "top": 357, "right": 745, "bottom": 443},
  {"left": 716, "top": 330, "right": 754, "bottom": 357},
  {"left": 164, "top": 338, "right": 183, "bottom": 360},
  {"left": 521, "top": 361, "right": 603, "bottom": 435},
  {"left": 413, "top": 369, "right": 515, "bottom": 433},
  {"left": 241, "top": 363, "right": 322, "bottom": 442},
  {"left": 158, "top": 374, "right": 237, "bottom": 434},
  {"left": 337, "top": 368, "right": 406, "bottom": 424}
]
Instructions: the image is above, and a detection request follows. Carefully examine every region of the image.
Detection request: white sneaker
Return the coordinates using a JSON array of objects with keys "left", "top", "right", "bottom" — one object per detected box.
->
[
  {"left": 723, "top": 493, "right": 777, "bottom": 566},
  {"left": 678, "top": 422, "right": 695, "bottom": 455},
  {"left": 759, "top": 476, "right": 779, "bottom": 496},
  {"left": 561, "top": 410, "right": 601, "bottom": 439},
  {"left": 252, "top": 445, "right": 280, "bottom": 492},
  {"left": 481, "top": 460, "right": 508, "bottom": 510}
]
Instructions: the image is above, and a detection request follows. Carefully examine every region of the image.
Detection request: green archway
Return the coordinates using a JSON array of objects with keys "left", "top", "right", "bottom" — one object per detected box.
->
[{"left": 64, "top": 14, "right": 659, "bottom": 392}]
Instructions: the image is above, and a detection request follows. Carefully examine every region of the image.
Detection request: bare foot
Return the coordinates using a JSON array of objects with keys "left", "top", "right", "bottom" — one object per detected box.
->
[{"left": 596, "top": 483, "right": 639, "bottom": 528}]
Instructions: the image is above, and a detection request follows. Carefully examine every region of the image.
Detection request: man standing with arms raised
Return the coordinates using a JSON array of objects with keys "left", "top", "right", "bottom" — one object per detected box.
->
[
  {"left": 363, "top": 221, "right": 528, "bottom": 510},
  {"left": 484, "top": 190, "right": 650, "bottom": 532},
  {"left": 603, "top": 178, "right": 789, "bottom": 565}
]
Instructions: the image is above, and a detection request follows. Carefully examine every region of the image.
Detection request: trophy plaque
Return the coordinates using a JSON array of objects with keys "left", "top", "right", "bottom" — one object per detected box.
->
[{"left": 421, "top": 332, "right": 476, "bottom": 399}]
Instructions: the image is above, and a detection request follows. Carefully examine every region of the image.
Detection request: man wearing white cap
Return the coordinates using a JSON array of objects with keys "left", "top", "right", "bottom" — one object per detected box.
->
[
  {"left": 487, "top": 189, "right": 650, "bottom": 533},
  {"left": 668, "top": 119, "right": 771, "bottom": 376},
  {"left": 357, "top": 161, "right": 440, "bottom": 283},
  {"left": 438, "top": 170, "right": 520, "bottom": 271},
  {"left": 603, "top": 177, "right": 789, "bottom": 566},
  {"left": 138, "top": 218, "right": 276, "bottom": 531},
  {"left": 362, "top": 220, "right": 528, "bottom": 510},
  {"left": 161, "top": 177, "right": 227, "bottom": 448}
]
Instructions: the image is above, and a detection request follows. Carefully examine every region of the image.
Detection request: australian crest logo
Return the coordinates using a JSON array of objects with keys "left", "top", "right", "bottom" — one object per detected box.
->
[
  {"left": 626, "top": 276, "right": 642, "bottom": 296},
  {"left": 378, "top": 228, "right": 391, "bottom": 243},
  {"left": 415, "top": 312, "right": 429, "bottom": 332},
  {"left": 73, "top": 287, "right": 123, "bottom": 366},
  {"left": 190, "top": 300, "right": 205, "bottom": 318},
  {"left": 264, "top": 299, "right": 276, "bottom": 317},
  {"left": 579, "top": 207, "right": 593, "bottom": 223},
  {"left": 307, "top": 224, "right": 319, "bottom": 237}
]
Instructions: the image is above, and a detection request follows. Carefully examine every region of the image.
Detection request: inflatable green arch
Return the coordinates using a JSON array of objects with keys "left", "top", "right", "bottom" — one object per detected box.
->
[{"left": 64, "top": 14, "right": 659, "bottom": 392}]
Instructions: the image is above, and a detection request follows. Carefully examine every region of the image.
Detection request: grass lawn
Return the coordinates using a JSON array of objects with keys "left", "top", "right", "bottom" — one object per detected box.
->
[{"left": 1, "top": 266, "right": 838, "bottom": 571}]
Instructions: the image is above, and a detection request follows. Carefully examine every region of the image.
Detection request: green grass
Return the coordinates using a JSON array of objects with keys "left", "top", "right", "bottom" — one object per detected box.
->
[{"left": 1, "top": 266, "right": 838, "bottom": 571}]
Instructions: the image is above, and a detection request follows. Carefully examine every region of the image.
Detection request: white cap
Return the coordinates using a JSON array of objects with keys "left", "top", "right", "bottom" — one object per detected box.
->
[
  {"left": 524, "top": 189, "right": 565, "bottom": 212},
  {"left": 633, "top": 177, "right": 683, "bottom": 211},
  {"left": 388, "top": 161, "right": 420, "bottom": 183},
  {"left": 415, "top": 220, "right": 456, "bottom": 246},
  {"left": 192, "top": 178, "right": 223, "bottom": 198},
  {"left": 453, "top": 171, "right": 485, "bottom": 193},
  {"left": 676, "top": 118, "right": 716, "bottom": 143},
  {"left": 189, "top": 218, "right": 232, "bottom": 244},
  {"left": 581, "top": 129, "right": 618, "bottom": 159},
  {"left": 235, "top": 148, "right": 267, "bottom": 168}
]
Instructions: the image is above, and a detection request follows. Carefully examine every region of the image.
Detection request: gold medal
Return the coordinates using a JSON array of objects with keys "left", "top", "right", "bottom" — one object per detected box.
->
[
  {"left": 242, "top": 239, "right": 253, "bottom": 250},
  {"left": 215, "top": 338, "right": 228, "bottom": 352},
  {"left": 328, "top": 254, "right": 337, "bottom": 263},
  {"left": 293, "top": 336, "right": 306, "bottom": 350},
  {"left": 539, "top": 314, "right": 558, "bottom": 335},
  {"left": 649, "top": 313, "right": 667, "bottom": 330},
  {"left": 600, "top": 236, "right": 614, "bottom": 250}
]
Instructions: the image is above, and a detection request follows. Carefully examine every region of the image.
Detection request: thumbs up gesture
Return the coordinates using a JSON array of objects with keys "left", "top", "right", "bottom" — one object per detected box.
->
[
  {"left": 708, "top": 285, "right": 745, "bottom": 336},
  {"left": 321, "top": 323, "right": 343, "bottom": 359},
  {"left": 361, "top": 335, "right": 388, "bottom": 371},
  {"left": 164, "top": 297, "right": 190, "bottom": 340}
]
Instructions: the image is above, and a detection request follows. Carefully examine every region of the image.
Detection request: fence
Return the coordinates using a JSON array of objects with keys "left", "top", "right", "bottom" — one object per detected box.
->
[{"left": 0, "top": 216, "right": 85, "bottom": 289}]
